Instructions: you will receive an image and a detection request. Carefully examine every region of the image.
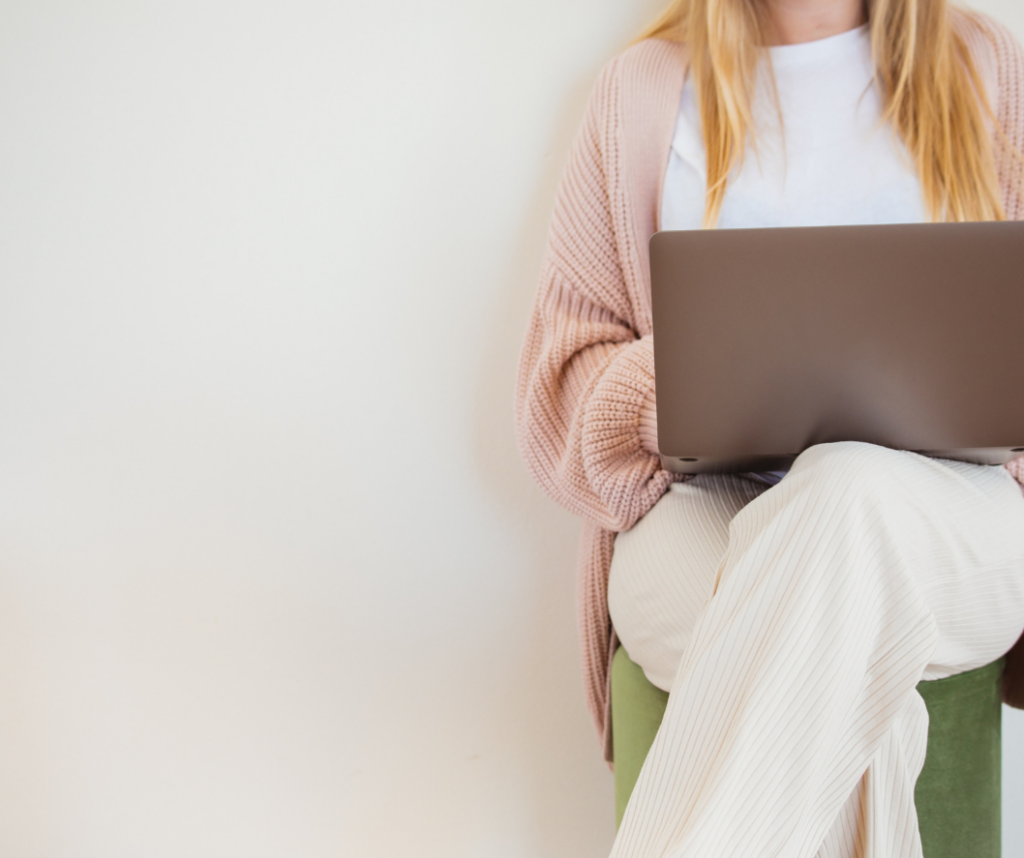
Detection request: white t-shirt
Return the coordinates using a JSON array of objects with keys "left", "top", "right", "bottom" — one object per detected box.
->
[{"left": 660, "top": 23, "right": 927, "bottom": 483}]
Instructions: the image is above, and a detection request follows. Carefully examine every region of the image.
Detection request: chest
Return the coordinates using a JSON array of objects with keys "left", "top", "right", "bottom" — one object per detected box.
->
[{"left": 660, "top": 38, "right": 927, "bottom": 231}]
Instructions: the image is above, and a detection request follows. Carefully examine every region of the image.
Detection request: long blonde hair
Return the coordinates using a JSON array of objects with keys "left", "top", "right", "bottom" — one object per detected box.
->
[{"left": 641, "top": 0, "right": 1006, "bottom": 226}]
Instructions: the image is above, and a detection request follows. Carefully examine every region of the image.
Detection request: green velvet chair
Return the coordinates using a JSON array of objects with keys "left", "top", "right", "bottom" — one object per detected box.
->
[{"left": 611, "top": 645, "right": 1004, "bottom": 857}]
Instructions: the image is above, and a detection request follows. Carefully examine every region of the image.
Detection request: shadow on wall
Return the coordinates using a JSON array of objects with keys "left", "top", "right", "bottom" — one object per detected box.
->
[{"left": 470, "top": 70, "right": 620, "bottom": 855}]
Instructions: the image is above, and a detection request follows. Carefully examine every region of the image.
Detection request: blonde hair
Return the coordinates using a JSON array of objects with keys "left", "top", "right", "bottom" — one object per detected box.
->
[{"left": 641, "top": 0, "right": 1007, "bottom": 226}]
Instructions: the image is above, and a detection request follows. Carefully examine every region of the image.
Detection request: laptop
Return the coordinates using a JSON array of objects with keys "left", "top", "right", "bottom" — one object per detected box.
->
[{"left": 649, "top": 221, "right": 1024, "bottom": 475}]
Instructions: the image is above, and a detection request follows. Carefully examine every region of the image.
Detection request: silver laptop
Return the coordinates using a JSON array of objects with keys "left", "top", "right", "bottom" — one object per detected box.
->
[{"left": 649, "top": 221, "right": 1024, "bottom": 474}]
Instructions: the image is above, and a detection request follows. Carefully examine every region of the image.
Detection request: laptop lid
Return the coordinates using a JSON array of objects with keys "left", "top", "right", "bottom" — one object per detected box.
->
[{"left": 649, "top": 221, "right": 1024, "bottom": 474}]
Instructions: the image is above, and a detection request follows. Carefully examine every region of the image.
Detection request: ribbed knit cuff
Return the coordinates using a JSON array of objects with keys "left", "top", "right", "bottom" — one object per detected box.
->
[
  {"left": 638, "top": 384, "right": 659, "bottom": 456},
  {"left": 580, "top": 335, "right": 670, "bottom": 530},
  {"left": 1007, "top": 457, "right": 1024, "bottom": 495}
]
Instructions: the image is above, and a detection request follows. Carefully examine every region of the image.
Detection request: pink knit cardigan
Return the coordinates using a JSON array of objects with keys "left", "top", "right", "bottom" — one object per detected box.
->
[{"left": 515, "top": 10, "right": 1024, "bottom": 763}]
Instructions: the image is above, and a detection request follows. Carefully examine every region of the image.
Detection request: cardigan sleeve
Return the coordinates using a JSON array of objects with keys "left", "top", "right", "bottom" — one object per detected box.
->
[
  {"left": 978, "top": 16, "right": 1024, "bottom": 489},
  {"left": 992, "top": 24, "right": 1024, "bottom": 489},
  {"left": 963, "top": 12, "right": 1024, "bottom": 707},
  {"left": 960, "top": 12, "right": 1024, "bottom": 491},
  {"left": 514, "top": 59, "right": 675, "bottom": 532},
  {"left": 984, "top": 13, "right": 1024, "bottom": 220},
  {"left": 989, "top": 18, "right": 1024, "bottom": 709}
]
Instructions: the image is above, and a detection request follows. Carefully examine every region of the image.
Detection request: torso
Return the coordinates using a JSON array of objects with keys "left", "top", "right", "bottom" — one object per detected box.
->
[
  {"left": 661, "top": 24, "right": 927, "bottom": 231},
  {"left": 658, "top": 23, "right": 927, "bottom": 486}
]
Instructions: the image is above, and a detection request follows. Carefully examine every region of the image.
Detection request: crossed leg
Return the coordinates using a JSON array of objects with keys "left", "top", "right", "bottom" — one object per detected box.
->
[{"left": 607, "top": 442, "right": 1024, "bottom": 858}]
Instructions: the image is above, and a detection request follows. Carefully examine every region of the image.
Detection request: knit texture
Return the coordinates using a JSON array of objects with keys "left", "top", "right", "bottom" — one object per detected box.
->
[{"left": 514, "top": 11, "right": 1024, "bottom": 763}]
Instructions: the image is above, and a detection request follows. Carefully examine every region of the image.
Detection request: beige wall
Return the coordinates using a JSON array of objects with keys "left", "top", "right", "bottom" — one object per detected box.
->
[{"left": 0, "top": 1, "right": 1021, "bottom": 855}]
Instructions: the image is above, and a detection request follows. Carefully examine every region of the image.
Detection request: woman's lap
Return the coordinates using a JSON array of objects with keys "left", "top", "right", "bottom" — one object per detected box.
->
[
  {"left": 608, "top": 471, "right": 768, "bottom": 691},
  {"left": 608, "top": 442, "right": 1024, "bottom": 693}
]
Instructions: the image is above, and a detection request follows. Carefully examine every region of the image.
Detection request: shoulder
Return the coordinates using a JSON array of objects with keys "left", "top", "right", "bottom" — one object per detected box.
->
[
  {"left": 950, "top": 10, "right": 1024, "bottom": 218},
  {"left": 585, "top": 38, "right": 689, "bottom": 124},
  {"left": 609, "top": 37, "right": 689, "bottom": 81},
  {"left": 952, "top": 7, "right": 1023, "bottom": 59},
  {"left": 951, "top": 8, "right": 1024, "bottom": 110}
]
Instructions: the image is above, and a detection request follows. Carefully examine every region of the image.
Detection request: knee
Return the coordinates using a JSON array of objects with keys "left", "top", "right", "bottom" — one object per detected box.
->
[{"left": 790, "top": 441, "right": 905, "bottom": 494}]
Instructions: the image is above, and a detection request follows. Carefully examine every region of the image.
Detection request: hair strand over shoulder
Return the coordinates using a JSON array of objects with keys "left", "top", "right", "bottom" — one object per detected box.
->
[{"left": 636, "top": 0, "right": 1014, "bottom": 226}]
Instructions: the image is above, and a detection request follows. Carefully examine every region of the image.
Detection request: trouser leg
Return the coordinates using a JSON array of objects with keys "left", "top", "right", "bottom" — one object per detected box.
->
[
  {"left": 815, "top": 689, "right": 929, "bottom": 858},
  {"left": 610, "top": 442, "right": 1024, "bottom": 858},
  {"left": 609, "top": 473, "right": 768, "bottom": 693}
]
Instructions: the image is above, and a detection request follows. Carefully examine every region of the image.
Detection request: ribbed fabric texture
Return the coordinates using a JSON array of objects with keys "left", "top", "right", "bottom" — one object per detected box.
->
[
  {"left": 513, "top": 11, "right": 1024, "bottom": 761},
  {"left": 607, "top": 444, "right": 1024, "bottom": 858},
  {"left": 608, "top": 475, "right": 769, "bottom": 694}
]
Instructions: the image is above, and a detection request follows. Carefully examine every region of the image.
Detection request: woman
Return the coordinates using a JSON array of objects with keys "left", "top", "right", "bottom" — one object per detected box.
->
[{"left": 515, "top": 0, "right": 1024, "bottom": 856}]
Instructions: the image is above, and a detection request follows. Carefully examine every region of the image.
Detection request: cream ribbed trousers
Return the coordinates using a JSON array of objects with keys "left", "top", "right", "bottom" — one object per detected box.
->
[{"left": 607, "top": 442, "right": 1024, "bottom": 858}]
